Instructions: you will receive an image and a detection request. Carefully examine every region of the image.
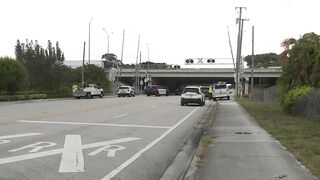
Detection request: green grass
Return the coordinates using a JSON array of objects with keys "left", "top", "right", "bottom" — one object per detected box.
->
[{"left": 237, "top": 98, "right": 320, "bottom": 178}]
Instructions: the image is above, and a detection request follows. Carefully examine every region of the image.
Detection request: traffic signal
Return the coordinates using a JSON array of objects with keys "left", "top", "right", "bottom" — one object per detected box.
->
[{"left": 207, "top": 58, "right": 215, "bottom": 63}]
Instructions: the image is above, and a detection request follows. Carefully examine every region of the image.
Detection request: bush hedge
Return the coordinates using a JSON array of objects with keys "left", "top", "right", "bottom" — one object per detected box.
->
[
  {"left": 0, "top": 94, "right": 47, "bottom": 101},
  {"left": 283, "top": 86, "right": 313, "bottom": 112}
]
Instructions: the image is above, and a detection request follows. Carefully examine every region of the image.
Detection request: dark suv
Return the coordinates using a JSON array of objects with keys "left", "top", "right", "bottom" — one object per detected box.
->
[{"left": 145, "top": 85, "right": 169, "bottom": 96}]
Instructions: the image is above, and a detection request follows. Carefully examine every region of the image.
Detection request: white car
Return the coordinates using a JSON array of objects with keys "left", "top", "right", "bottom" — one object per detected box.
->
[
  {"left": 73, "top": 84, "right": 104, "bottom": 99},
  {"left": 212, "top": 83, "right": 230, "bottom": 100},
  {"left": 118, "top": 86, "right": 135, "bottom": 97},
  {"left": 180, "top": 86, "right": 205, "bottom": 106}
]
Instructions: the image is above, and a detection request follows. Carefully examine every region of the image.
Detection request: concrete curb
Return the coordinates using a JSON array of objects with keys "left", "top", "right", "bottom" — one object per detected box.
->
[
  {"left": 182, "top": 101, "right": 218, "bottom": 180},
  {"left": 159, "top": 101, "right": 216, "bottom": 180}
]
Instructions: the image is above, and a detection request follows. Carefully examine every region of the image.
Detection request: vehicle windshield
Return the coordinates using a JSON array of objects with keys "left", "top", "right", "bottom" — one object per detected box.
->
[
  {"left": 200, "top": 87, "right": 209, "bottom": 92},
  {"left": 119, "top": 87, "right": 129, "bottom": 89},
  {"left": 183, "top": 88, "right": 200, "bottom": 94},
  {"left": 215, "top": 85, "right": 227, "bottom": 89}
]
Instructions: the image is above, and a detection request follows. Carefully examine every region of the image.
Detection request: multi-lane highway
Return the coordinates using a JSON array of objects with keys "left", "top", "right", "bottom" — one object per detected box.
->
[{"left": 0, "top": 96, "right": 210, "bottom": 180}]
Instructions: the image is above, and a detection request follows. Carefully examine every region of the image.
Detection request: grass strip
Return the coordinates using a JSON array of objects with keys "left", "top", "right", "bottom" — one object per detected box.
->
[{"left": 237, "top": 98, "right": 320, "bottom": 178}]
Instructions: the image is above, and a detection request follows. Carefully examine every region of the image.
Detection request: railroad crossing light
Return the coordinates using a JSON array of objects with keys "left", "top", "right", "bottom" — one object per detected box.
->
[
  {"left": 173, "top": 65, "right": 180, "bottom": 69},
  {"left": 207, "top": 58, "right": 215, "bottom": 63},
  {"left": 185, "top": 59, "right": 194, "bottom": 64}
]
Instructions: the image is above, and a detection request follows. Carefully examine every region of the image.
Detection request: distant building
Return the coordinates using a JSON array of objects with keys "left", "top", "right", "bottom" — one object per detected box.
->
[{"left": 64, "top": 60, "right": 103, "bottom": 68}]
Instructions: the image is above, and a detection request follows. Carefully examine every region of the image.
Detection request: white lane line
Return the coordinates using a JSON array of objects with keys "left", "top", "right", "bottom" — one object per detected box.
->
[
  {"left": 0, "top": 137, "right": 140, "bottom": 165},
  {"left": 0, "top": 133, "right": 42, "bottom": 140},
  {"left": 113, "top": 114, "right": 128, "bottom": 119},
  {"left": 150, "top": 106, "right": 158, "bottom": 109},
  {"left": 101, "top": 107, "right": 200, "bottom": 180},
  {"left": 59, "top": 135, "right": 84, "bottom": 173},
  {"left": 18, "top": 120, "right": 171, "bottom": 129}
]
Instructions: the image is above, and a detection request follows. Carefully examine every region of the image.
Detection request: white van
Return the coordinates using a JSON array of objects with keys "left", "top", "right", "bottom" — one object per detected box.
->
[{"left": 212, "top": 83, "right": 230, "bottom": 101}]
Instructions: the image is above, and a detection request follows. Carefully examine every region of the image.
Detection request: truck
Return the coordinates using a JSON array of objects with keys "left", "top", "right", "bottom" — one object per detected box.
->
[{"left": 73, "top": 84, "right": 104, "bottom": 99}]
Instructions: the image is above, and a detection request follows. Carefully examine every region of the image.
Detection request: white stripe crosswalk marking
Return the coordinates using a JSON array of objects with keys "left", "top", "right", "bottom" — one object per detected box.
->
[{"left": 59, "top": 135, "right": 84, "bottom": 173}]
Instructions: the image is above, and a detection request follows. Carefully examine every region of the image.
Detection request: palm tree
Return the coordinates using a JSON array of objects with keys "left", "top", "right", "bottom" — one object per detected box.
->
[
  {"left": 279, "top": 32, "right": 320, "bottom": 89},
  {"left": 101, "top": 53, "right": 123, "bottom": 68}
]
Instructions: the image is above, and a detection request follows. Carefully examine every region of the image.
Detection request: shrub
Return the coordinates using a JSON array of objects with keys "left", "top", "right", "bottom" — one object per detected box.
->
[
  {"left": 0, "top": 94, "right": 47, "bottom": 101},
  {"left": 0, "top": 57, "right": 27, "bottom": 94},
  {"left": 283, "top": 86, "right": 313, "bottom": 112}
]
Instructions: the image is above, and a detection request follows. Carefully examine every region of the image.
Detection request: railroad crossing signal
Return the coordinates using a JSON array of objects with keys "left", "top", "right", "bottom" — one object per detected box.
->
[{"left": 185, "top": 58, "right": 215, "bottom": 65}]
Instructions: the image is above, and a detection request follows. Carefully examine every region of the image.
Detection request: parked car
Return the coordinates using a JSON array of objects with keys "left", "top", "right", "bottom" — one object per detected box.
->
[
  {"left": 212, "top": 82, "right": 230, "bottom": 100},
  {"left": 145, "top": 85, "right": 169, "bottom": 96},
  {"left": 180, "top": 86, "right": 205, "bottom": 106},
  {"left": 118, "top": 86, "right": 135, "bottom": 97}
]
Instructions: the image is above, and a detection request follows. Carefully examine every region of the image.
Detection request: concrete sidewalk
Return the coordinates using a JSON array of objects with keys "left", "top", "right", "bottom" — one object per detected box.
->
[{"left": 198, "top": 100, "right": 315, "bottom": 180}]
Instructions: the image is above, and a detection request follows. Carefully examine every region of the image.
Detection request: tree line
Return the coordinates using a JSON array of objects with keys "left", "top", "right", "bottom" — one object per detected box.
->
[{"left": 0, "top": 39, "right": 109, "bottom": 96}]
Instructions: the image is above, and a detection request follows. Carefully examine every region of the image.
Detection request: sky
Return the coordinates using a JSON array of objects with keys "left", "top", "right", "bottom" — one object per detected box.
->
[{"left": 0, "top": 0, "right": 319, "bottom": 68}]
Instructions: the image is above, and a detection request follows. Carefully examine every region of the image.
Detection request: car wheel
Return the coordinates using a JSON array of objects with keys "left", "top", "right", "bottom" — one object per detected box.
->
[
  {"left": 147, "top": 94, "right": 150, "bottom": 96},
  {"left": 86, "top": 93, "right": 92, "bottom": 99},
  {"left": 181, "top": 101, "right": 184, "bottom": 106},
  {"left": 128, "top": 93, "right": 132, "bottom": 97},
  {"left": 227, "top": 96, "right": 230, "bottom": 100},
  {"left": 213, "top": 97, "right": 217, "bottom": 101},
  {"left": 118, "top": 95, "right": 121, "bottom": 97},
  {"left": 75, "top": 97, "right": 80, "bottom": 99},
  {"left": 99, "top": 93, "right": 103, "bottom": 98}
]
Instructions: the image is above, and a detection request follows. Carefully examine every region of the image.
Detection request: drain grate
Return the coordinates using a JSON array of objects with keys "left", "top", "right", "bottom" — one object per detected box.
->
[{"left": 234, "top": 131, "right": 252, "bottom": 135}]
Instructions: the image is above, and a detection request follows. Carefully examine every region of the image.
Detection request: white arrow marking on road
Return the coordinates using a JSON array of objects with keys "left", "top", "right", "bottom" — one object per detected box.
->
[
  {"left": 0, "top": 133, "right": 42, "bottom": 145},
  {"left": 59, "top": 135, "right": 84, "bottom": 173},
  {"left": 0, "top": 137, "right": 140, "bottom": 165},
  {"left": 88, "top": 145, "right": 126, "bottom": 157}
]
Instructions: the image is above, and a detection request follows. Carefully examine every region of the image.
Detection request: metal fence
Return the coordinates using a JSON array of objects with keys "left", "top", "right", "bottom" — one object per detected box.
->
[
  {"left": 252, "top": 86, "right": 278, "bottom": 106},
  {"left": 252, "top": 86, "right": 320, "bottom": 121},
  {"left": 296, "top": 91, "right": 320, "bottom": 121}
]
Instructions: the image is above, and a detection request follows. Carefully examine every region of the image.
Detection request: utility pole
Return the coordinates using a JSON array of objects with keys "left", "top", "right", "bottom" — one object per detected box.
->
[
  {"left": 82, "top": 41, "right": 86, "bottom": 86},
  {"left": 139, "top": 51, "right": 142, "bottom": 94},
  {"left": 135, "top": 35, "right": 140, "bottom": 93},
  {"left": 227, "top": 26, "right": 236, "bottom": 72},
  {"left": 119, "top": 29, "right": 125, "bottom": 83},
  {"left": 250, "top": 26, "right": 255, "bottom": 99},
  {"left": 235, "top": 7, "right": 248, "bottom": 97},
  {"left": 88, "top": 18, "right": 93, "bottom": 64}
]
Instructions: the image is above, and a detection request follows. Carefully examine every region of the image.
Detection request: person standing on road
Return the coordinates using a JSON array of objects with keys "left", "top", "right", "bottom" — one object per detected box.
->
[{"left": 208, "top": 86, "right": 213, "bottom": 100}]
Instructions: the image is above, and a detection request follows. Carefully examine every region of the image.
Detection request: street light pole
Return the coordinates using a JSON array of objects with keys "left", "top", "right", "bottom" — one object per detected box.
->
[
  {"left": 147, "top": 43, "right": 150, "bottom": 69},
  {"left": 88, "top": 18, "right": 93, "bottom": 64},
  {"left": 103, "top": 28, "right": 110, "bottom": 54}
]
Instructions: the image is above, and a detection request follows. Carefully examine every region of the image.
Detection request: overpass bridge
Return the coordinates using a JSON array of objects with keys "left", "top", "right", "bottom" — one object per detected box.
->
[{"left": 106, "top": 68, "right": 282, "bottom": 94}]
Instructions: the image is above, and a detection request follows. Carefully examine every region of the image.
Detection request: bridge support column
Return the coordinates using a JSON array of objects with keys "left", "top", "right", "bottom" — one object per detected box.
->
[{"left": 245, "top": 77, "right": 249, "bottom": 95}]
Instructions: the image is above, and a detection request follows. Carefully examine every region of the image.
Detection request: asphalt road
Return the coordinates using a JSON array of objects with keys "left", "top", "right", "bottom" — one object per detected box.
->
[{"left": 0, "top": 96, "right": 209, "bottom": 180}]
